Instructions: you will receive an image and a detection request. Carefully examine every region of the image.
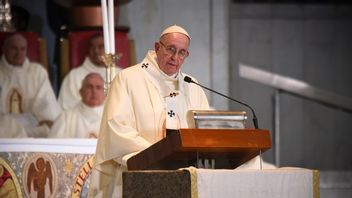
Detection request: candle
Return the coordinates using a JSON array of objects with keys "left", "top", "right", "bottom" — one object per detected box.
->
[
  {"left": 101, "top": 0, "right": 110, "bottom": 54},
  {"left": 108, "top": 0, "right": 115, "bottom": 54}
]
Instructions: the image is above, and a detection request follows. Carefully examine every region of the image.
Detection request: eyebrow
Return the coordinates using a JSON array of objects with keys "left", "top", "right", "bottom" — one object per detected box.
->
[{"left": 164, "top": 43, "right": 187, "bottom": 51}]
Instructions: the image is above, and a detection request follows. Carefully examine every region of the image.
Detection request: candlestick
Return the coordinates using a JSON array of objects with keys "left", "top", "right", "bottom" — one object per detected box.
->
[{"left": 101, "top": 54, "right": 121, "bottom": 95}]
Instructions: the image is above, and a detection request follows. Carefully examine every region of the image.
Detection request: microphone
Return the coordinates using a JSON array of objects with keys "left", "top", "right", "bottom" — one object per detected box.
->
[{"left": 184, "top": 76, "right": 259, "bottom": 129}]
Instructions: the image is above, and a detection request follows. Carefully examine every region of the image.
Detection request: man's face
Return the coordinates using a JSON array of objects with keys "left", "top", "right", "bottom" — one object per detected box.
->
[
  {"left": 155, "top": 33, "right": 190, "bottom": 76},
  {"left": 4, "top": 35, "right": 27, "bottom": 66},
  {"left": 88, "top": 36, "right": 105, "bottom": 66},
  {"left": 80, "top": 74, "right": 105, "bottom": 107}
]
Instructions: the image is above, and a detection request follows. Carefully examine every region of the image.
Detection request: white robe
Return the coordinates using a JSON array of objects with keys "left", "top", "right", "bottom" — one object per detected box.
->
[
  {"left": 0, "top": 55, "right": 61, "bottom": 137},
  {"left": 0, "top": 114, "right": 28, "bottom": 138},
  {"left": 49, "top": 102, "right": 104, "bottom": 138},
  {"left": 89, "top": 50, "right": 210, "bottom": 197},
  {"left": 58, "top": 57, "right": 122, "bottom": 110},
  {"left": 236, "top": 156, "right": 277, "bottom": 170}
]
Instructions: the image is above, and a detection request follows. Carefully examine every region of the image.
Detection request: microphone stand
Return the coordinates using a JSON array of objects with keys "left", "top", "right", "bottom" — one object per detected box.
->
[
  {"left": 185, "top": 77, "right": 259, "bottom": 129},
  {"left": 184, "top": 76, "right": 263, "bottom": 169}
]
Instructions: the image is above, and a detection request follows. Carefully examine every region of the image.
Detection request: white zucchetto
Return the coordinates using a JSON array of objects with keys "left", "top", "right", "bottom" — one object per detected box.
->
[{"left": 160, "top": 25, "right": 191, "bottom": 40}]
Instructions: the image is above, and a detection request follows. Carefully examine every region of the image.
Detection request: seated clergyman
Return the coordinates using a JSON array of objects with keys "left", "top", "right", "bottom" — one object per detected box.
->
[
  {"left": 50, "top": 73, "right": 105, "bottom": 138},
  {"left": 0, "top": 33, "right": 61, "bottom": 137}
]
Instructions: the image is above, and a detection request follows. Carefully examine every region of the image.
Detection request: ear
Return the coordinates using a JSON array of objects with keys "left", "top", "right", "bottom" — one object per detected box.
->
[
  {"left": 79, "top": 88, "right": 83, "bottom": 98},
  {"left": 154, "top": 42, "right": 160, "bottom": 52}
]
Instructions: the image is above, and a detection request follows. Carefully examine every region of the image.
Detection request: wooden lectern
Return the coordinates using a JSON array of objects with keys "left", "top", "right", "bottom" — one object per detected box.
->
[{"left": 127, "top": 129, "right": 272, "bottom": 170}]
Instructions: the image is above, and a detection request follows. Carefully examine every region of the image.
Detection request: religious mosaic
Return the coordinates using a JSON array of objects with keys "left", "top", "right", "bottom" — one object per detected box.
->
[
  {"left": 6, "top": 87, "right": 24, "bottom": 114},
  {"left": 23, "top": 153, "right": 58, "bottom": 197},
  {"left": 0, "top": 157, "right": 22, "bottom": 197},
  {"left": 0, "top": 152, "right": 94, "bottom": 197}
]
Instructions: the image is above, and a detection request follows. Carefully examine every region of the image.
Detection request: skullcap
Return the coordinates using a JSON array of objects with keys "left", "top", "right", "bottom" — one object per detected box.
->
[{"left": 160, "top": 25, "right": 191, "bottom": 40}]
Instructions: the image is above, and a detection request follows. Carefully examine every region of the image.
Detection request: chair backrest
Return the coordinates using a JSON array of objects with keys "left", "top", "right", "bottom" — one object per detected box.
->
[
  {"left": 0, "top": 32, "right": 41, "bottom": 63},
  {"left": 68, "top": 31, "right": 130, "bottom": 68}
]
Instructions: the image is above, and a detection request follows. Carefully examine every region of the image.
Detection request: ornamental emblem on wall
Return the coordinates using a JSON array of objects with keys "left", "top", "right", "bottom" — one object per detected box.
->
[
  {"left": 6, "top": 87, "right": 24, "bottom": 114},
  {"left": 71, "top": 156, "right": 94, "bottom": 198},
  {"left": 22, "top": 153, "right": 58, "bottom": 198},
  {"left": 0, "top": 157, "right": 22, "bottom": 197}
]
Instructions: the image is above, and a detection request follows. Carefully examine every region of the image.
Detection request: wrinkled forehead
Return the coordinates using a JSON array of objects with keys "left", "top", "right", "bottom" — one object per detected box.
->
[
  {"left": 160, "top": 33, "right": 190, "bottom": 47},
  {"left": 82, "top": 73, "right": 104, "bottom": 87},
  {"left": 4, "top": 34, "right": 28, "bottom": 48},
  {"left": 89, "top": 35, "right": 104, "bottom": 46}
]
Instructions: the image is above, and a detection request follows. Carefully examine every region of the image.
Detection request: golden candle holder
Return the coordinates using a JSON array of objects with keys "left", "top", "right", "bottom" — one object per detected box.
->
[{"left": 101, "top": 53, "right": 121, "bottom": 95}]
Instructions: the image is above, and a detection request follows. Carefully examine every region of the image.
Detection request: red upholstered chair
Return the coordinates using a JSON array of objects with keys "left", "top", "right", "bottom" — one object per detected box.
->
[
  {"left": 59, "top": 30, "right": 135, "bottom": 81},
  {"left": 0, "top": 32, "right": 49, "bottom": 71}
]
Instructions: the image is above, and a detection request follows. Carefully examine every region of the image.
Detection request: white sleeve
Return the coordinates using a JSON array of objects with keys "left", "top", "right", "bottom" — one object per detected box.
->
[
  {"left": 49, "top": 112, "right": 67, "bottom": 138},
  {"left": 58, "top": 72, "right": 81, "bottom": 111},
  {"left": 32, "top": 66, "right": 61, "bottom": 121},
  {"left": 95, "top": 72, "right": 151, "bottom": 168}
]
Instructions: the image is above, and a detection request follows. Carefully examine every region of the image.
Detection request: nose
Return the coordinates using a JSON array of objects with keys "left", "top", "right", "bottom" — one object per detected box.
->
[
  {"left": 94, "top": 47, "right": 100, "bottom": 54},
  {"left": 89, "top": 87, "right": 97, "bottom": 95},
  {"left": 170, "top": 51, "right": 180, "bottom": 60},
  {"left": 14, "top": 48, "right": 21, "bottom": 55}
]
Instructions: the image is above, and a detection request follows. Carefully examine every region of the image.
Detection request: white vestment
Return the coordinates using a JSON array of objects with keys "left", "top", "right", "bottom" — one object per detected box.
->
[
  {"left": 89, "top": 51, "right": 210, "bottom": 198},
  {"left": 0, "top": 55, "right": 61, "bottom": 137},
  {"left": 236, "top": 156, "right": 277, "bottom": 170},
  {"left": 49, "top": 102, "right": 104, "bottom": 138},
  {"left": 58, "top": 57, "right": 122, "bottom": 110},
  {"left": 0, "top": 114, "right": 27, "bottom": 138}
]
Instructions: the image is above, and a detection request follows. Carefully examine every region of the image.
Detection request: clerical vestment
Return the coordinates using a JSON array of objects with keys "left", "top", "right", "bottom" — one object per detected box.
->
[
  {"left": 0, "top": 114, "right": 27, "bottom": 138},
  {"left": 49, "top": 102, "right": 104, "bottom": 138},
  {"left": 89, "top": 50, "right": 209, "bottom": 197},
  {"left": 58, "top": 57, "right": 122, "bottom": 110},
  {"left": 0, "top": 55, "right": 61, "bottom": 137}
]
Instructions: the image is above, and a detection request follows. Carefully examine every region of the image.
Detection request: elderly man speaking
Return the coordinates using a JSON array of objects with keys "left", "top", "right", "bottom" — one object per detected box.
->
[{"left": 89, "top": 25, "right": 210, "bottom": 197}]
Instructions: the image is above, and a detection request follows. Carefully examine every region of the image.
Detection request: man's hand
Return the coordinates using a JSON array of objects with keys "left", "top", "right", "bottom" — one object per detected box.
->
[
  {"left": 88, "top": 132, "right": 98, "bottom": 139},
  {"left": 38, "top": 120, "right": 53, "bottom": 128}
]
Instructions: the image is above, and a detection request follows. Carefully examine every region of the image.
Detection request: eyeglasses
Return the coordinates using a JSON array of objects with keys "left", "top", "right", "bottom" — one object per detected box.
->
[{"left": 159, "top": 41, "right": 189, "bottom": 59}]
